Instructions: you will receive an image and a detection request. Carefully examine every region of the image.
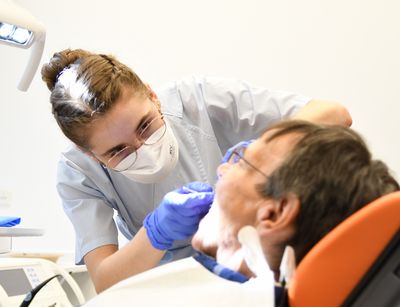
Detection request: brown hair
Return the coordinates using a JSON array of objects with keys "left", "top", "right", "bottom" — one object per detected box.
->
[
  {"left": 258, "top": 120, "right": 399, "bottom": 262},
  {"left": 41, "top": 48, "right": 148, "bottom": 149}
]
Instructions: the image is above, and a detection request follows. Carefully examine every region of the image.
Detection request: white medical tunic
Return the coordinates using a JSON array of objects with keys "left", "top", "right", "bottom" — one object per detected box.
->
[{"left": 57, "top": 75, "right": 310, "bottom": 264}]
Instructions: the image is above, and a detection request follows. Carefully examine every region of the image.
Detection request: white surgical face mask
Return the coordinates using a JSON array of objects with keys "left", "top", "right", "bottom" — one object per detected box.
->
[{"left": 118, "top": 122, "right": 179, "bottom": 183}]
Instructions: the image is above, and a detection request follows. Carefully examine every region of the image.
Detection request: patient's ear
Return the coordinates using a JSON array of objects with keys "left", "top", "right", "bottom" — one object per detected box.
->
[
  {"left": 256, "top": 193, "right": 300, "bottom": 238},
  {"left": 255, "top": 193, "right": 300, "bottom": 275}
]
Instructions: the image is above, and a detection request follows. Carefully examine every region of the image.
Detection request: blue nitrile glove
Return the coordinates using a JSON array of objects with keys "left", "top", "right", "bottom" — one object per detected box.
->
[
  {"left": 0, "top": 216, "right": 21, "bottom": 227},
  {"left": 221, "top": 139, "right": 255, "bottom": 163},
  {"left": 143, "top": 181, "right": 214, "bottom": 250}
]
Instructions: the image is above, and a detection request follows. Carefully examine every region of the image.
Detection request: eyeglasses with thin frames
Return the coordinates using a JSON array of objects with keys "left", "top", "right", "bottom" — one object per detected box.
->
[
  {"left": 106, "top": 115, "right": 166, "bottom": 171},
  {"left": 226, "top": 144, "right": 268, "bottom": 178},
  {"left": 92, "top": 108, "right": 166, "bottom": 171}
]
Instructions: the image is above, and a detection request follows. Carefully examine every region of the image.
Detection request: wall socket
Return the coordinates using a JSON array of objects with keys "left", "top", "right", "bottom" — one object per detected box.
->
[{"left": 0, "top": 190, "right": 12, "bottom": 207}]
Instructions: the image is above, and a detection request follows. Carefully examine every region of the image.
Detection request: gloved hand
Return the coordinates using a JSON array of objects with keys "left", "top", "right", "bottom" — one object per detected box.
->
[
  {"left": 144, "top": 181, "right": 214, "bottom": 250},
  {"left": 221, "top": 139, "right": 255, "bottom": 163}
]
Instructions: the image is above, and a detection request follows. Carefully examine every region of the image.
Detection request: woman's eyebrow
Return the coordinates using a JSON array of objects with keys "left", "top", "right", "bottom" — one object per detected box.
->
[
  {"left": 135, "top": 111, "right": 153, "bottom": 132},
  {"left": 100, "top": 108, "right": 154, "bottom": 157},
  {"left": 101, "top": 144, "right": 126, "bottom": 158}
]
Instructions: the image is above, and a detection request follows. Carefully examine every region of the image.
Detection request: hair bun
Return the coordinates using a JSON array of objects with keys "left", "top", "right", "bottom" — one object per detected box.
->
[{"left": 41, "top": 48, "right": 92, "bottom": 91}]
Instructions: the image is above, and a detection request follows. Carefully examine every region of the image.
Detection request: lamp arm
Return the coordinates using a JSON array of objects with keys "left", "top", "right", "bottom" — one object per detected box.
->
[{"left": 17, "top": 27, "right": 46, "bottom": 91}]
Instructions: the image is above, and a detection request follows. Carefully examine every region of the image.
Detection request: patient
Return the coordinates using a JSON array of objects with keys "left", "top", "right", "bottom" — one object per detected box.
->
[
  {"left": 84, "top": 120, "right": 399, "bottom": 306},
  {"left": 193, "top": 119, "right": 399, "bottom": 276}
]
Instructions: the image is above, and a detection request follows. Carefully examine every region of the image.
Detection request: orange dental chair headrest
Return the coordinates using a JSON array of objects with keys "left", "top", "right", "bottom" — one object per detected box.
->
[{"left": 288, "top": 191, "right": 400, "bottom": 307}]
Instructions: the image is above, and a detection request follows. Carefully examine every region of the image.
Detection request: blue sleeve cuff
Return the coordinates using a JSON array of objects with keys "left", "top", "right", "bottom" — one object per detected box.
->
[{"left": 0, "top": 216, "right": 21, "bottom": 227}]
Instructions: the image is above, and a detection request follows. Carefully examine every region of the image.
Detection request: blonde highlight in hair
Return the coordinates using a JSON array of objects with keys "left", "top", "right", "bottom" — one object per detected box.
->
[{"left": 41, "top": 49, "right": 148, "bottom": 148}]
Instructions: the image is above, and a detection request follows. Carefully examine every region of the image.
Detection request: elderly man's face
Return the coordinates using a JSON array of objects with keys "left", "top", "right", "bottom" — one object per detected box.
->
[{"left": 192, "top": 130, "right": 299, "bottom": 274}]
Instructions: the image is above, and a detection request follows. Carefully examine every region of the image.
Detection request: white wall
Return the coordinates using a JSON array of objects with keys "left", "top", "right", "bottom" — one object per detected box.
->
[{"left": 1, "top": 0, "right": 399, "bottom": 252}]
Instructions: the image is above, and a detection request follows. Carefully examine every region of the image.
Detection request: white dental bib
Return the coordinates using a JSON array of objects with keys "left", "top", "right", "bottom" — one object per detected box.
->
[
  {"left": 84, "top": 257, "right": 274, "bottom": 307},
  {"left": 84, "top": 226, "right": 275, "bottom": 307}
]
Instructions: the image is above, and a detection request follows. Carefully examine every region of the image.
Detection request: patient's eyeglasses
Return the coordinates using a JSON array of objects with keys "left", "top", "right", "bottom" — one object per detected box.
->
[{"left": 226, "top": 145, "right": 268, "bottom": 178}]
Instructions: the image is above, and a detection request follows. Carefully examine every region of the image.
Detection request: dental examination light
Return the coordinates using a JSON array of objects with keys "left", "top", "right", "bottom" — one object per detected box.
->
[{"left": 0, "top": 0, "right": 46, "bottom": 91}]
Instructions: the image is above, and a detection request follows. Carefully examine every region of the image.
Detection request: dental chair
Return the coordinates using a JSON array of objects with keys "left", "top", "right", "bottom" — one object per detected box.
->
[{"left": 287, "top": 191, "right": 400, "bottom": 307}]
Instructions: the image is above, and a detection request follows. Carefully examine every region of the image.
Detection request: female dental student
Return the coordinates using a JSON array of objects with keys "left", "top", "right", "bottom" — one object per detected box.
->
[{"left": 41, "top": 48, "right": 352, "bottom": 292}]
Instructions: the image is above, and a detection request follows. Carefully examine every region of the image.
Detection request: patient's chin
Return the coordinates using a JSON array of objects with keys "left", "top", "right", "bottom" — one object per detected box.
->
[
  {"left": 191, "top": 229, "right": 218, "bottom": 257},
  {"left": 192, "top": 240, "right": 217, "bottom": 258},
  {"left": 191, "top": 199, "right": 221, "bottom": 257}
]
